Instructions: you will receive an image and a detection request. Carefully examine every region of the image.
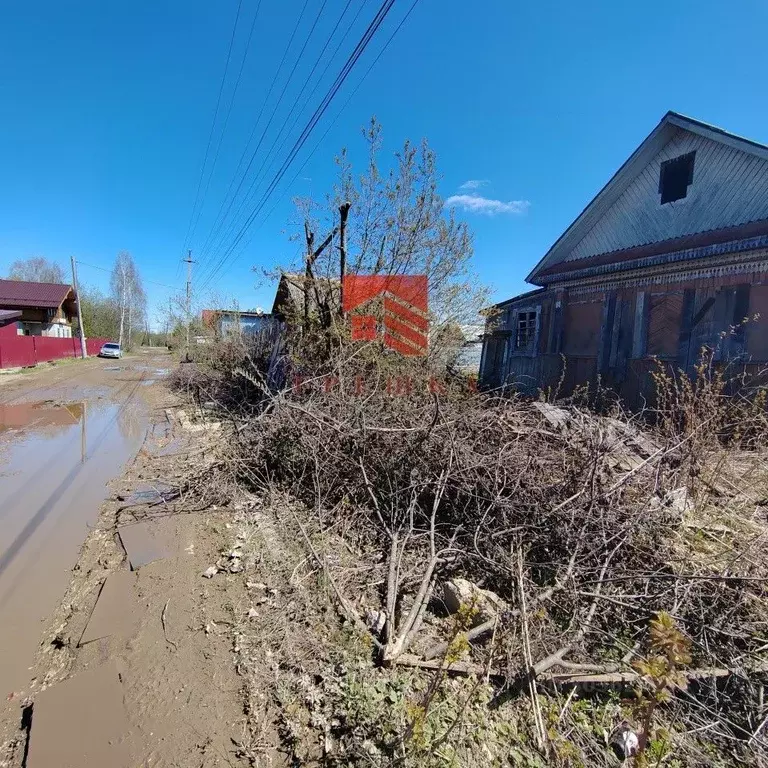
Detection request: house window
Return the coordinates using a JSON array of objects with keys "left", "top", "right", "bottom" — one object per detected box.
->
[
  {"left": 515, "top": 310, "right": 538, "bottom": 352},
  {"left": 659, "top": 151, "right": 695, "bottom": 204}
]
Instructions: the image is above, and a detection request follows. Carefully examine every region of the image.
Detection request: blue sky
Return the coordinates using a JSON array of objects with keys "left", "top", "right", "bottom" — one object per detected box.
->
[{"left": 1, "top": 0, "right": 768, "bottom": 325}]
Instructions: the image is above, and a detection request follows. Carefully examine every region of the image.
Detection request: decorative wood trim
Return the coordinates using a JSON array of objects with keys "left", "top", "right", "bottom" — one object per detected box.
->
[
  {"left": 562, "top": 251, "right": 768, "bottom": 297},
  {"left": 597, "top": 292, "right": 616, "bottom": 374},
  {"left": 676, "top": 289, "right": 696, "bottom": 370},
  {"left": 543, "top": 232, "right": 768, "bottom": 285},
  {"left": 632, "top": 292, "right": 647, "bottom": 359}
]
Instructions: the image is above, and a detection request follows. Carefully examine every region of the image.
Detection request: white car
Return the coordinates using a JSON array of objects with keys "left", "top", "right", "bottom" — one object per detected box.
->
[{"left": 99, "top": 342, "right": 122, "bottom": 359}]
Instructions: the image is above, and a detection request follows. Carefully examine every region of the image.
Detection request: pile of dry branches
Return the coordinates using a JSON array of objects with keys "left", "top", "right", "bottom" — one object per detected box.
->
[{"left": 185, "top": 344, "right": 768, "bottom": 764}]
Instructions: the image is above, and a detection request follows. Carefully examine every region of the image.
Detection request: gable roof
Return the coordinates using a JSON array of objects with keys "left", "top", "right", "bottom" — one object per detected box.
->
[
  {"left": 527, "top": 112, "right": 768, "bottom": 285},
  {"left": 0, "top": 280, "right": 74, "bottom": 309}
]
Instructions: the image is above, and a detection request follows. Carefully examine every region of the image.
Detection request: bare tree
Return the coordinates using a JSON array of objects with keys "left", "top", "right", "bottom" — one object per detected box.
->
[
  {"left": 294, "top": 120, "right": 487, "bottom": 333},
  {"left": 76, "top": 284, "right": 120, "bottom": 339},
  {"left": 7, "top": 257, "right": 66, "bottom": 284},
  {"left": 281, "top": 120, "right": 488, "bottom": 368},
  {"left": 110, "top": 251, "right": 146, "bottom": 350},
  {"left": 126, "top": 260, "right": 146, "bottom": 349}
]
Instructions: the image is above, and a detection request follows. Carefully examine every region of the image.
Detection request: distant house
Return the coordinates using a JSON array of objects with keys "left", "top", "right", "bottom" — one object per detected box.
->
[
  {"left": 201, "top": 308, "right": 277, "bottom": 337},
  {"left": 454, "top": 325, "right": 484, "bottom": 374},
  {"left": 0, "top": 280, "right": 76, "bottom": 337},
  {"left": 271, "top": 272, "right": 340, "bottom": 325},
  {"left": 0, "top": 310, "right": 22, "bottom": 339},
  {"left": 271, "top": 272, "right": 484, "bottom": 367},
  {"left": 480, "top": 111, "right": 768, "bottom": 405}
]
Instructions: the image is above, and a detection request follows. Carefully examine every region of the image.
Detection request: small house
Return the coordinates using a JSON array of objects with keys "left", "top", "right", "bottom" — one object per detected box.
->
[
  {"left": 0, "top": 310, "right": 22, "bottom": 339},
  {"left": 0, "top": 280, "right": 76, "bottom": 337},
  {"left": 201, "top": 308, "right": 277, "bottom": 338},
  {"left": 271, "top": 272, "right": 340, "bottom": 326},
  {"left": 480, "top": 112, "right": 768, "bottom": 404}
]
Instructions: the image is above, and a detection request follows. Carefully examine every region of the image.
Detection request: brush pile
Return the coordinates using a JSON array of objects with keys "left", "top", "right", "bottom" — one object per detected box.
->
[{"left": 177, "top": 342, "right": 768, "bottom": 766}]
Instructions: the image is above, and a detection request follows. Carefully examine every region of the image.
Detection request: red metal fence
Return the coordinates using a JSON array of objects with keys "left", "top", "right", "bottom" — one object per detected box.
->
[
  {"left": 0, "top": 337, "right": 36, "bottom": 368},
  {"left": 0, "top": 336, "right": 112, "bottom": 369}
]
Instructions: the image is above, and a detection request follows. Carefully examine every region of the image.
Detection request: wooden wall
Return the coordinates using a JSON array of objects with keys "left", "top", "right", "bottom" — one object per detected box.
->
[
  {"left": 485, "top": 269, "right": 768, "bottom": 408},
  {"left": 565, "top": 129, "right": 768, "bottom": 263}
]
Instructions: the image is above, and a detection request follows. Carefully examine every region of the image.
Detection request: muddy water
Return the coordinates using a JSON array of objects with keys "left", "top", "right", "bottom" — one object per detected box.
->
[{"left": 0, "top": 394, "right": 146, "bottom": 696}]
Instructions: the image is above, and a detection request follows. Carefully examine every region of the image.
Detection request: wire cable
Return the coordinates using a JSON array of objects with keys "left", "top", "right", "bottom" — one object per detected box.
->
[
  {"left": 220, "top": 0, "right": 422, "bottom": 272},
  {"left": 186, "top": 0, "right": 264, "bottom": 250},
  {"left": 197, "top": 0, "right": 362, "bottom": 274},
  {"left": 198, "top": 0, "right": 401, "bottom": 292},
  {"left": 178, "top": 0, "right": 244, "bottom": 269},
  {"left": 76, "top": 261, "right": 180, "bottom": 292},
  {"left": 194, "top": 0, "right": 313, "bottom": 272},
  {"left": 200, "top": 0, "right": 398, "bottom": 290}
]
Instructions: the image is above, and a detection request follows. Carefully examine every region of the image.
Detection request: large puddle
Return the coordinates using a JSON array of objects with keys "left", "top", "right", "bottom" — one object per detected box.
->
[{"left": 0, "top": 397, "right": 146, "bottom": 696}]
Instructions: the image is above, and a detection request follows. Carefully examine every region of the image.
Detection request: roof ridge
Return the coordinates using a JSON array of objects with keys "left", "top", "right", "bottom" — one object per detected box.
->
[{"left": 665, "top": 111, "right": 768, "bottom": 153}]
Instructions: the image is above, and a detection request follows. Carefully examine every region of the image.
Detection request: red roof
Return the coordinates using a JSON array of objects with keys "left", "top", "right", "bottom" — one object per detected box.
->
[{"left": 0, "top": 279, "right": 74, "bottom": 309}]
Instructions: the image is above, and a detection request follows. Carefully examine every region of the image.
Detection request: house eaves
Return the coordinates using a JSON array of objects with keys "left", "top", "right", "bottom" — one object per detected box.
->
[
  {"left": 488, "top": 287, "right": 547, "bottom": 310},
  {"left": 535, "top": 219, "right": 768, "bottom": 284}
]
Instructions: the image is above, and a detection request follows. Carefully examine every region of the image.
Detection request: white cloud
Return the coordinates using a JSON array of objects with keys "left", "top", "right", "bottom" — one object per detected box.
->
[
  {"left": 458, "top": 179, "right": 489, "bottom": 191},
  {"left": 444, "top": 194, "right": 530, "bottom": 216}
]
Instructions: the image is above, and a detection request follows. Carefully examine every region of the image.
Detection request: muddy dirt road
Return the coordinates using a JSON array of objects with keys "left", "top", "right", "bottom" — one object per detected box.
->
[
  {"left": 0, "top": 354, "right": 255, "bottom": 768},
  {"left": 0, "top": 352, "right": 170, "bottom": 698}
]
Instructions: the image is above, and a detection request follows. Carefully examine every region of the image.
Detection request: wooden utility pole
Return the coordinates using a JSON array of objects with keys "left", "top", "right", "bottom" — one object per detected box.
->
[
  {"left": 338, "top": 201, "right": 351, "bottom": 318},
  {"left": 166, "top": 297, "right": 172, "bottom": 348},
  {"left": 302, "top": 223, "right": 339, "bottom": 331},
  {"left": 184, "top": 250, "right": 194, "bottom": 362},
  {"left": 303, "top": 223, "right": 315, "bottom": 330},
  {"left": 70, "top": 255, "right": 87, "bottom": 358}
]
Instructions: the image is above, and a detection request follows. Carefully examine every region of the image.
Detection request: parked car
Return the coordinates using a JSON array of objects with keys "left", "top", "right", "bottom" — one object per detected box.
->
[{"left": 99, "top": 342, "right": 122, "bottom": 359}]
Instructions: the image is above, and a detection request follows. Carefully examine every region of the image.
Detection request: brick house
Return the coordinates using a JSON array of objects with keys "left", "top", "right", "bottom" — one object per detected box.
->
[
  {"left": 480, "top": 112, "right": 768, "bottom": 405},
  {"left": 0, "top": 280, "right": 77, "bottom": 337}
]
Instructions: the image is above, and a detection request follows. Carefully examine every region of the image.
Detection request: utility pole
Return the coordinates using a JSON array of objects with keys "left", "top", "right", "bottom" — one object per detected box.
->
[
  {"left": 167, "top": 297, "right": 172, "bottom": 348},
  {"left": 70, "top": 255, "right": 87, "bottom": 358},
  {"left": 338, "top": 201, "right": 351, "bottom": 319},
  {"left": 184, "top": 250, "right": 195, "bottom": 362}
]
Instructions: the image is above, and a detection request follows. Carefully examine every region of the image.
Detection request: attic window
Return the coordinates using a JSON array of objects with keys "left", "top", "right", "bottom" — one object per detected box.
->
[{"left": 659, "top": 151, "right": 696, "bottom": 204}]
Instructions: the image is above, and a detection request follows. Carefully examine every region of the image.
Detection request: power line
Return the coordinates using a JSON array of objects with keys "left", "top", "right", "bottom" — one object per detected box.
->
[
  {"left": 197, "top": 0, "right": 328, "bottom": 279},
  {"left": 200, "top": 0, "right": 398, "bottom": 291},
  {"left": 194, "top": 0, "right": 312, "bottom": 274},
  {"left": 75, "top": 260, "right": 180, "bottom": 292},
  {"left": 178, "top": 0, "right": 244, "bottom": 271},
  {"left": 197, "top": 0, "right": 362, "bottom": 277},
  {"left": 186, "top": 0, "right": 264, "bottom": 251},
  {"left": 221, "top": 0, "right": 423, "bottom": 271},
  {"left": 199, "top": 0, "right": 402, "bottom": 292}
]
